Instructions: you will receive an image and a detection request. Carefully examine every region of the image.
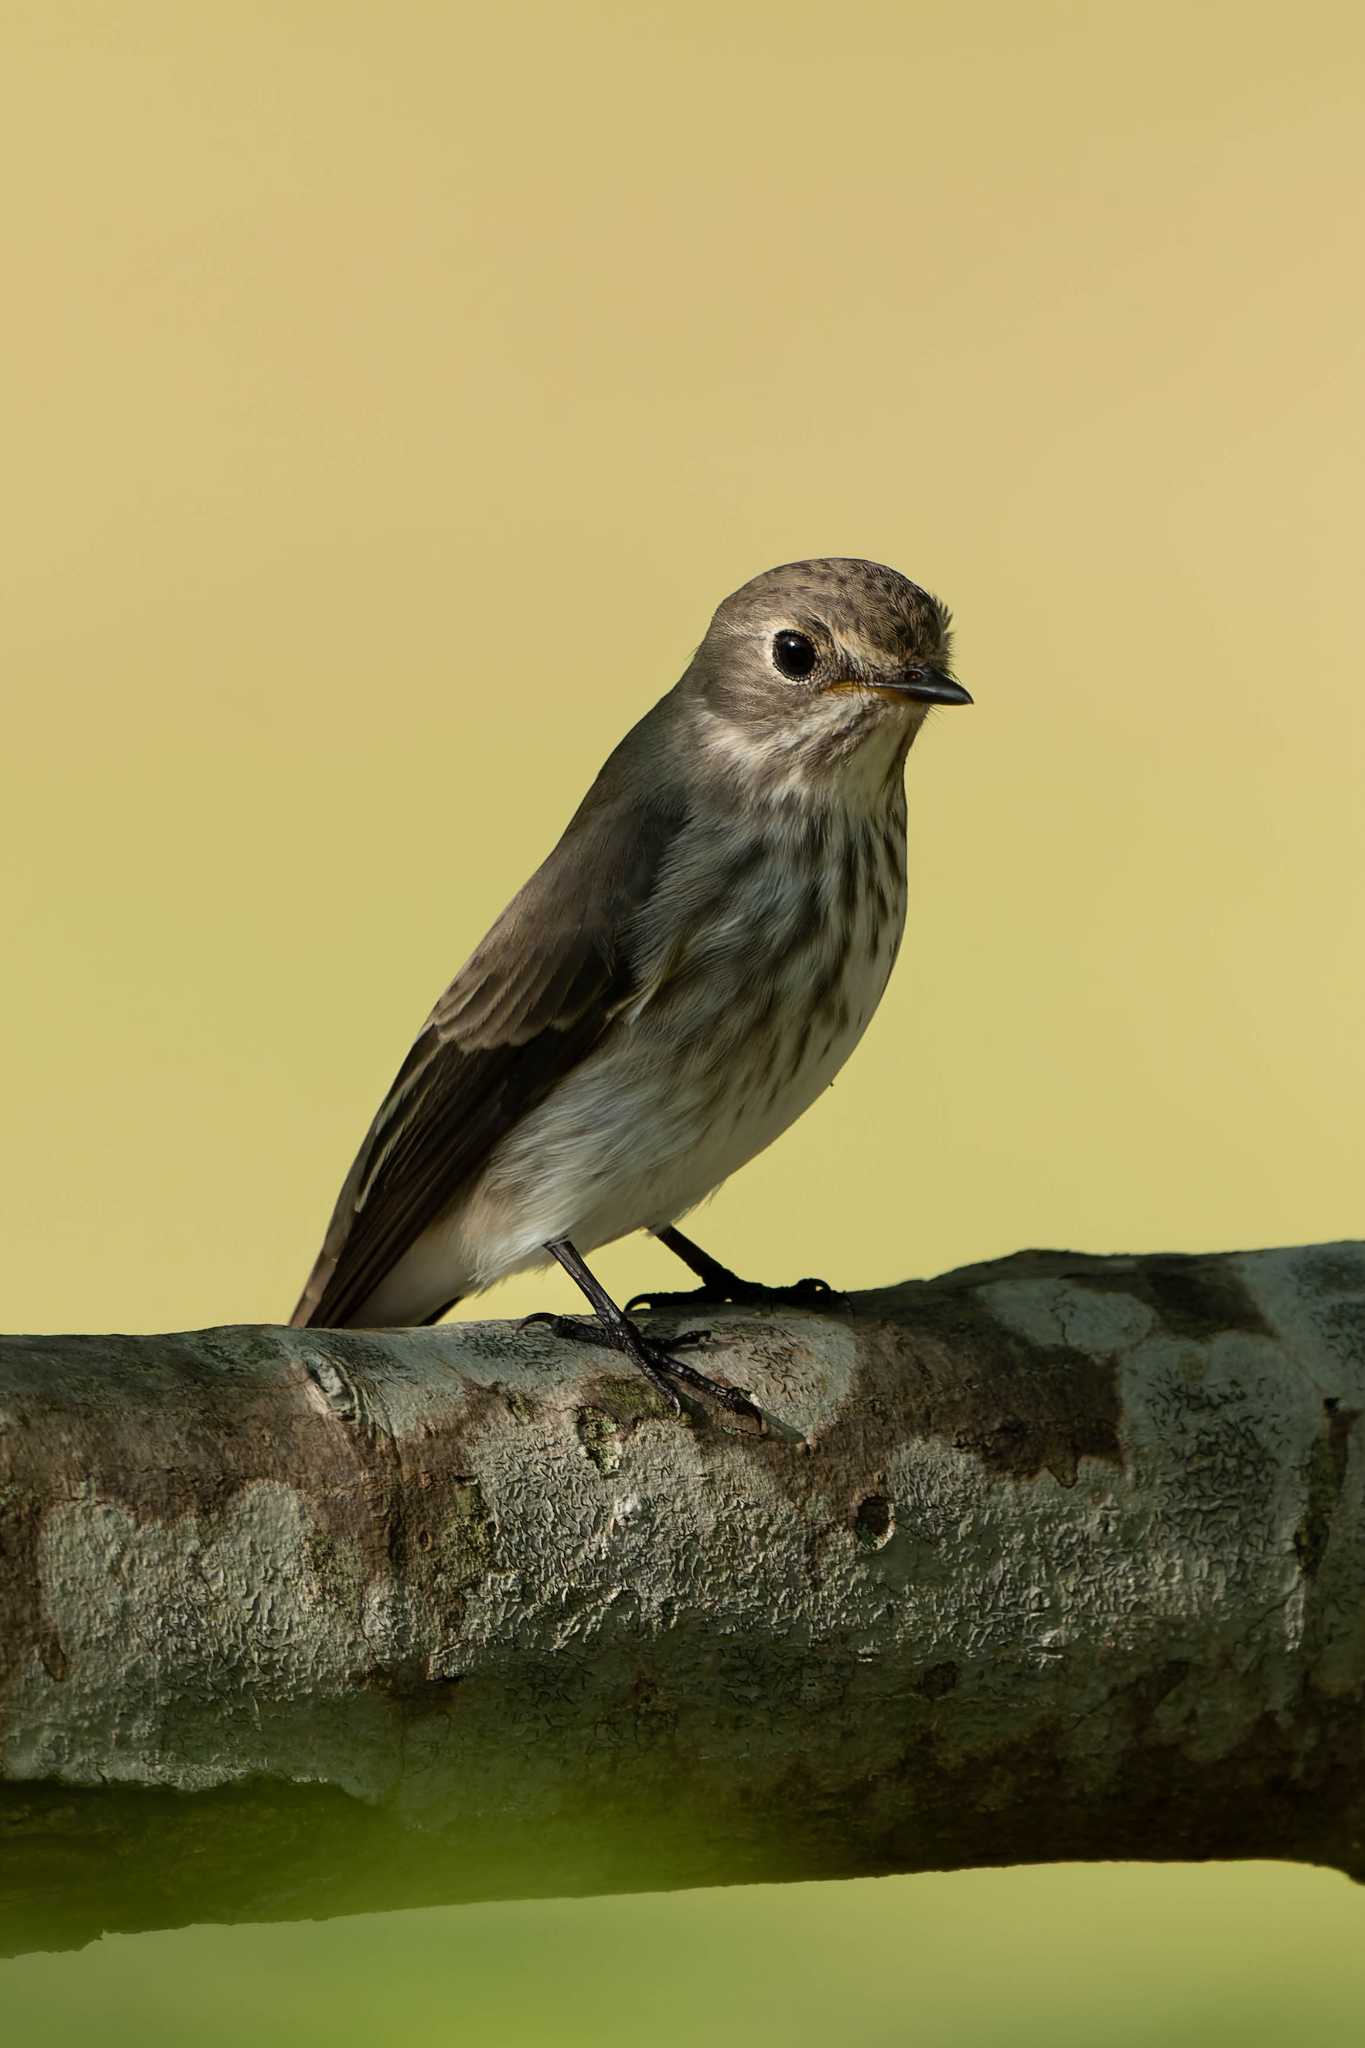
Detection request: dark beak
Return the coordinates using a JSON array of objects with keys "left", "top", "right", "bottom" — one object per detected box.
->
[{"left": 895, "top": 666, "right": 973, "bottom": 706}]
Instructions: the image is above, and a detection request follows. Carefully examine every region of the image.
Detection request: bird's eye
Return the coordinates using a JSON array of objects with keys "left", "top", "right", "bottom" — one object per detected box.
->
[{"left": 772, "top": 629, "right": 817, "bottom": 680}]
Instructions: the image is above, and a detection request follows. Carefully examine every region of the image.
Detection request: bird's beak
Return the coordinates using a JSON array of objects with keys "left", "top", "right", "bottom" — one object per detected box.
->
[{"left": 890, "top": 666, "right": 973, "bottom": 706}]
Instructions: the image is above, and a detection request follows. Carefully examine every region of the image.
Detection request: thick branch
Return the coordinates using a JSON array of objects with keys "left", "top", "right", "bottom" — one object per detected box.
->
[{"left": 3, "top": 1242, "right": 1365, "bottom": 1953}]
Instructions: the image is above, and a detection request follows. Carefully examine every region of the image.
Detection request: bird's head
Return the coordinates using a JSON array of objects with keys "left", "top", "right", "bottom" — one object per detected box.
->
[{"left": 685, "top": 557, "right": 969, "bottom": 798}]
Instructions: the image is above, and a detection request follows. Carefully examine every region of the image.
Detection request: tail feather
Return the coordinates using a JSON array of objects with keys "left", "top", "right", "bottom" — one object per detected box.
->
[
  {"left": 289, "top": 1243, "right": 463, "bottom": 1330},
  {"left": 289, "top": 1242, "right": 341, "bottom": 1327}
]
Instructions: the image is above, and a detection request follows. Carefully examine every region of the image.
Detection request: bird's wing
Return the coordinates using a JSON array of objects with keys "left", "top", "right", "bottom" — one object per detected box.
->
[{"left": 291, "top": 784, "right": 686, "bottom": 1329}]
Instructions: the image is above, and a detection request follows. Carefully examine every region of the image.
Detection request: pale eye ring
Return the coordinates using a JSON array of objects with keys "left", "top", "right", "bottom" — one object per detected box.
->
[{"left": 772, "top": 629, "right": 817, "bottom": 680}]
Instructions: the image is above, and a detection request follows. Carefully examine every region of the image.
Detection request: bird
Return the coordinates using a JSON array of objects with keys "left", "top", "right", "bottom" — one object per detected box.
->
[{"left": 291, "top": 557, "right": 971, "bottom": 1415}]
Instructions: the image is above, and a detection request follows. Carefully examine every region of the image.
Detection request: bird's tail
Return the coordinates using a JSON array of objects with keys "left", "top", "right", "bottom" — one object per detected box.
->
[
  {"left": 289, "top": 1245, "right": 337, "bottom": 1328},
  {"left": 289, "top": 1250, "right": 462, "bottom": 1329}
]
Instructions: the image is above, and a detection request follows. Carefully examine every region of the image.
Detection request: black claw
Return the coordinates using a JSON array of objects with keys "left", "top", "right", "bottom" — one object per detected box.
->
[
  {"left": 522, "top": 1307, "right": 759, "bottom": 1423},
  {"left": 519, "top": 1311, "right": 598, "bottom": 1343},
  {"left": 634, "top": 1335, "right": 761, "bottom": 1421},
  {"left": 630, "top": 1351, "right": 685, "bottom": 1415},
  {"left": 626, "top": 1275, "right": 847, "bottom": 1315}
]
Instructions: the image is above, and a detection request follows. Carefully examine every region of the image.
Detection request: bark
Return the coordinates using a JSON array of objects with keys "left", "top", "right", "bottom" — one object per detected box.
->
[{"left": 2, "top": 1241, "right": 1365, "bottom": 1955}]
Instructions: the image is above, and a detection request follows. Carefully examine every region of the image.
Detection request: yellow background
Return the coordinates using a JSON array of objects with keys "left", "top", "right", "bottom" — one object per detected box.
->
[{"left": 2, "top": 1, "right": 1363, "bottom": 2039}]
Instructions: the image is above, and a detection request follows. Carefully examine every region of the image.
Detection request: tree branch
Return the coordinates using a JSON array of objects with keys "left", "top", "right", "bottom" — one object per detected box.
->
[{"left": 3, "top": 1241, "right": 1364, "bottom": 1953}]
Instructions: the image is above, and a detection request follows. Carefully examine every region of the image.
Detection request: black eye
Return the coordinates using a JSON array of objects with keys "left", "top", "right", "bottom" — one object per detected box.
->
[{"left": 772, "top": 629, "right": 817, "bottom": 679}]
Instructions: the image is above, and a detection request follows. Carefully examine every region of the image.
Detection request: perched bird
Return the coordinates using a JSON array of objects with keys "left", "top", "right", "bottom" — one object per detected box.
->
[{"left": 291, "top": 557, "right": 970, "bottom": 1413}]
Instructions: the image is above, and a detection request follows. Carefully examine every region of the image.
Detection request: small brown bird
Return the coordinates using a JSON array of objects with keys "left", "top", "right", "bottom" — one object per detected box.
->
[{"left": 292, "top": 558, "right": 970, "bottom": 1412}]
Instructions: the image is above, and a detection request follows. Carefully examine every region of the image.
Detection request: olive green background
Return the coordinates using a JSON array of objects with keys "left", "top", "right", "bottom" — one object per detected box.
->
[{"left": 2, "top": 1, "right": 1363, "bottom": 2039}]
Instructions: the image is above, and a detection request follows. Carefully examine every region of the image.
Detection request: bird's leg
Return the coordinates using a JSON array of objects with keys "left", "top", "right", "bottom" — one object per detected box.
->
[
  {"left": 625, "top": 1224, "right": 847, "bottom": 1315},
  {"left": 523, "top": 1238, "right": 759, "bottom": 1420}
]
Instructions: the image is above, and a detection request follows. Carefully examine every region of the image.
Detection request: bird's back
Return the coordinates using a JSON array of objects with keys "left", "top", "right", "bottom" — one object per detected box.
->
[{"left": 289, "top": 697, "right": 691, "bottom": 1328}]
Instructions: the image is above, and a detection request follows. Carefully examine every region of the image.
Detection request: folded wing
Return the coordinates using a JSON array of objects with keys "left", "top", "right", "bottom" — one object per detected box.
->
[{"left": 291, "top": 782, "right": 685, "bottom": 1328}]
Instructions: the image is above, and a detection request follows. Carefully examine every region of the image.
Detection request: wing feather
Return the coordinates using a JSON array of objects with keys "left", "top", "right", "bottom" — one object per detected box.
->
[{"left": 291, "top": 779, "right": 684, "bottom": 1328}]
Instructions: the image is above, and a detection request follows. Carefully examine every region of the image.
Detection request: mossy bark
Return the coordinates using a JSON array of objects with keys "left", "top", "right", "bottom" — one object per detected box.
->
[{"left": 2, "top": 1242, "right": 1364, "bottom": 1954}]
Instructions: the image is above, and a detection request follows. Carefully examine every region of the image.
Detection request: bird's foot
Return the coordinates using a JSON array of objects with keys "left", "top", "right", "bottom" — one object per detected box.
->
[
  {"left": 520, "top": 1311, "right": 759, "bottom": 1421},
  {"left": 625, "top": 1272, "right": 848, "bottom": 1316}
]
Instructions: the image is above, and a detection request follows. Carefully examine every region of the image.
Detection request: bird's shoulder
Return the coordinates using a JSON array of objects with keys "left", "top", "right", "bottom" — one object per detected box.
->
[{"left": 431, "top": 750, "right": 692, "bottom": 1047}]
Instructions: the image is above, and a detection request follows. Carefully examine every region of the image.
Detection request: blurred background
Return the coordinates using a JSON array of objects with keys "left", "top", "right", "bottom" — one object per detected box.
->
[{"left": 2, "top": 0, "right": 1363, "bottom": 2038}]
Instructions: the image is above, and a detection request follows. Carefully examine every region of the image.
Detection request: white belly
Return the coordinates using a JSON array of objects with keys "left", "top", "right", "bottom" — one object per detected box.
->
[{"left": 361, "top": 798, "right": 908, "bottom": 1318}]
